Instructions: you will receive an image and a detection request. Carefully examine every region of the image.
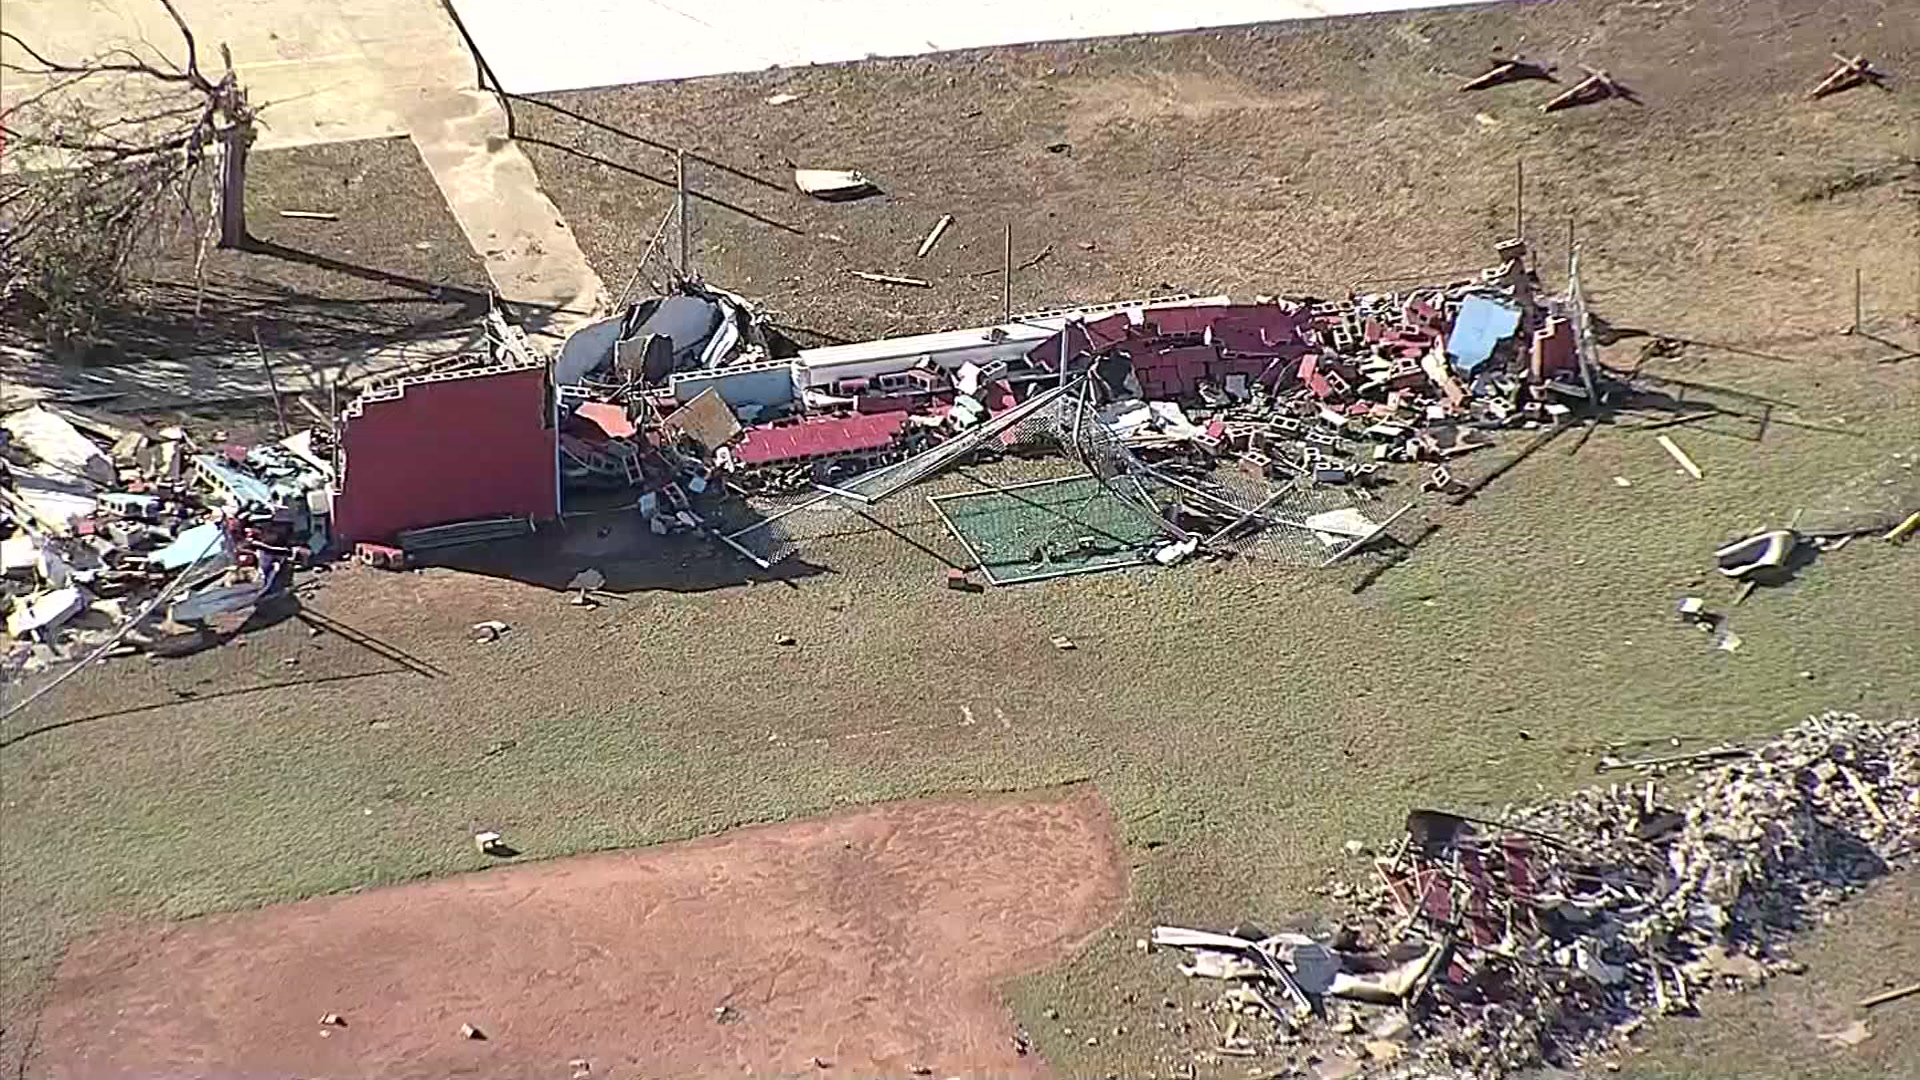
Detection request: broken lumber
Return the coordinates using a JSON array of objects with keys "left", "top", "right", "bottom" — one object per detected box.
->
[
  {"left": 1459, "top": 57, "right": 1549, "bottom": 92},
  {"left": 849, "top": 270, "right": 932, "bottom": 289},
  {"left": 1656, "top": 434, "right": 1703, "bottom": 479},
  {"left": 1859, "top": 982, "right": 1920, "bottom": 1010},
  {"left": 916, "top": 214, "right": 953, "bottom": 258},
  {"left": 1885, "top": 511, "right": 1920, "bottom": 543},
  {"left": 1542, "top": 66, "right": 1621, "bottom": 113},
  {"left": 1810, "top": 54, "right": 1886, "bottom": 98}
]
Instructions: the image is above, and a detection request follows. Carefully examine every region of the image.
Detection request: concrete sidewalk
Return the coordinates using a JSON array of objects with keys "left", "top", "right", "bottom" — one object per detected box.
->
[{"left": 1, "top": 0, "right": 607, "bottom": 340}]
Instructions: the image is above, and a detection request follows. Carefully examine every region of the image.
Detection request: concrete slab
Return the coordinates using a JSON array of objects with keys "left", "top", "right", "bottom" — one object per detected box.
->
[
  {"left": 0, "top": 1, "right": 606, "bottom": 335},
  {"left": 402, "top": 89, "right": 609, "bottom": 338},
  {"left": 447, "top": 0, "right": 1484, "bottom": 94},
  {"left": 0, "top": 0, "right": 473, "bottom": 151}
]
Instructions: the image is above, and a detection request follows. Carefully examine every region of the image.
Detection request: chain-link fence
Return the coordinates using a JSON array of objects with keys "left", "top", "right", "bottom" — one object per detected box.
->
[{"left": 714, "top": 373, "right": 1422, "bottom": 574}]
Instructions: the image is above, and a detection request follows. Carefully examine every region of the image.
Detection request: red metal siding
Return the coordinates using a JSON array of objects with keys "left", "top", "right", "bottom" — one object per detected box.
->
[
  {"left": 334, "top": 367, "right": 557, "bottom": 544},
  {"left": 734, "top": 411, "right": 908, "bottom": 466}
]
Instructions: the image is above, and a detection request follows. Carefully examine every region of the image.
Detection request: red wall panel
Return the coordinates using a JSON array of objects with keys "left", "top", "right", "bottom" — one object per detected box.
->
[{"left": 334, "top": 367, "right": 556, "bottom": 544}]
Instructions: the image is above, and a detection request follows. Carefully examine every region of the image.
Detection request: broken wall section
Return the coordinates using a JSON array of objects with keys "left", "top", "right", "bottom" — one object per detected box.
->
[{"left": 333, "top": 365, "right": 558, "bottom": 545}]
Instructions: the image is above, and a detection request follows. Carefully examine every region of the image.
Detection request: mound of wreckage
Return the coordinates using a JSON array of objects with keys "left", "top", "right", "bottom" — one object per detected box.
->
[
  {"left": 2, "top": 401, "right": 333, "bottom": 676},
  {"left": 8, "top": 235, "right": 1913, "bottom": 676},
  {"left": 546, "top": 238, "right": 1614, "bottom": 577},
  {"left": 1147, "top": 711, "right": 1920, "bottom": 1079}
]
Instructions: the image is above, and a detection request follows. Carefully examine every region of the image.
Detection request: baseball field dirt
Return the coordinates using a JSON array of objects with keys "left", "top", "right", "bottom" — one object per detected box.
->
[{"left": 34, "top": 788, "right": 1124, "bottom": 1079}]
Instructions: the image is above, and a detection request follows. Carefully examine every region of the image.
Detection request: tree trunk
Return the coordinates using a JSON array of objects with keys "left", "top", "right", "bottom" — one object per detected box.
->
[{"left": 217, "top": 120, "right": 251, "bottom": 249}]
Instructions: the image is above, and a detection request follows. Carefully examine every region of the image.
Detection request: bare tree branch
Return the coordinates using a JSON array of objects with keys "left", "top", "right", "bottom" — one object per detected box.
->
[
  {"left": 0, "top": 0, "right": 254, "bottom": 352},
  {"left": 0, "top": 32, "right": 192, "bottom": 83},
  {"left": 155, "top": 0, "right": 204, "bottom": 87}
]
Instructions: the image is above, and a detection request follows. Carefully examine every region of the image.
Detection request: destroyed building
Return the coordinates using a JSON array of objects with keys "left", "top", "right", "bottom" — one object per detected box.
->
[{"left": 1, "top": 237, "right": 1633, "bottom": 679}]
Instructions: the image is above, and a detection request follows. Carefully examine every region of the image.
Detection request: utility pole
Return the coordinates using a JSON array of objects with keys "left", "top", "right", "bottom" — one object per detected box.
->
[
  {"left": 1514, "top": 158, "right": 1525, "bottom": 242},
  {"left": 676, "top": 149, "right": 690, "bottom": 279},
  {"left": 1003, "top": 222, "right": 1013, "bottom": 323}
]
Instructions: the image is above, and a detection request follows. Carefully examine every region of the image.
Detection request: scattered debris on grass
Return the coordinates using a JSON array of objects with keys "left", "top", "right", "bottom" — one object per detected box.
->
[
  {"left": 1860, "top": 982, "right": 1920, "bottom": 1010},
  {"left": 849, "top": 270, "right": 933, "bottom": 288},
  {"left": 793, "top": 167, "right": 880, "bottom": 201},
  {"left": 917, "top": 214, "right": 954, "bottom": 259},
  {"left": 2, "top": 402, "right": 331, "bottom": 682},
  {"left": 1656, "top": 433, "right": 1703, "bottom": 479},
  {"left": 1147, "top": 711, "right": 1919, "bottom": 1078},
  {"left": 1809, "top": 53, "right": 1888, "bottom": 99},
  {"left": 1820, "top": 1020, "right": 1873, "bottom": 1047}
]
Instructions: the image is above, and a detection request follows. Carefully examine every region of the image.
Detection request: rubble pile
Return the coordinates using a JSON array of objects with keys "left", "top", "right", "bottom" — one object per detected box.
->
[
  {"left": 1086, "top": 239, "right": 1597, "bottom": 504},
  {"left": 2, "top": 404, "right": 332, "bottom": 677},
  {"left": 543, "top": 241, "right": 1612, "bottom": 574},
  {"left": 1149, "top": 712, "right": 1920, "bottom": 1079}
]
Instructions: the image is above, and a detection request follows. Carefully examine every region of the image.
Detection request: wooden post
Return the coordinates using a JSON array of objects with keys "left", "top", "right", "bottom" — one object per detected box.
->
[
  {"left": 1853, "top": 266, "right": 1863, "bottom": 334},
  {"left": 216, "top": 118, "right": 252, "bottom": 249},
  {"left": 253, "top": 325, "right": 287, "bottom": 436},
  {"left": 1514, "top": 158, "right": 1524, "bottom": 241},
  {"left": 1003, "top": 222, "right": 1013, "bottom": 324},
  {"left": 676, "top": 149, "right": 690, "bottom": 279}
]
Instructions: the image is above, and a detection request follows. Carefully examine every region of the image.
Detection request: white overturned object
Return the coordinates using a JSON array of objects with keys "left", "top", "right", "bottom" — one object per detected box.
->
[
  {"left": 793, "top": 168, "right": 878, "bottom": 200},
  {"left": 6, "top": 587, "right": 86, "bottom": 637},
  {"left": 2, "top": 407, "right": 115, "bottom": 486},
  {"left": 1715, "top": 529, "right": 1798, "bottom": 578}
]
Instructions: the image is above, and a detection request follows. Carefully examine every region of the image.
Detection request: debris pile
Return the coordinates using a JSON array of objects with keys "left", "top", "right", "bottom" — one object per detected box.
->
[
  {"left": 2, "top": 403, "right": 332, "bottom": 676},
  {"left": 535, "top": 239, "right": 1617, "bottom": 578},
  {"left": 1071, "top": 239, "right": 1601, "bottom": 509},
  {"left": 1149, "top": 712, "right": 1919, "bottom": 1079}
]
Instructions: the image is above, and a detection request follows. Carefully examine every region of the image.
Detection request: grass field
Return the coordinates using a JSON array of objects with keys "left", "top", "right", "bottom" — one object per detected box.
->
[{"left": 5, "top": 0, "right": 1919, "bottom": 1075}]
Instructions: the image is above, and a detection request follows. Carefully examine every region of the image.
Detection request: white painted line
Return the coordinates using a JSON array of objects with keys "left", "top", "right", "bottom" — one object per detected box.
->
[{"left": 449, "top": 0, "right": 1485, "bottom": 94}]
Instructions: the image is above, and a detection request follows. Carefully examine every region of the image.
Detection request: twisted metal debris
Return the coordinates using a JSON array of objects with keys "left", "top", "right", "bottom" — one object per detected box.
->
[{"left": 1149, "top": 712, "right": 1919, "bottom": 1079}]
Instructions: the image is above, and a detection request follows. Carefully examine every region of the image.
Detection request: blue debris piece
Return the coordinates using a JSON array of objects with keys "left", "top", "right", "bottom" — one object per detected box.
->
[
  {"left": 150, "top": 520, "right": 227, "bottom": 571},
  {"left": 1447, "top": 295, "right": 1522, "bottom": 375}
]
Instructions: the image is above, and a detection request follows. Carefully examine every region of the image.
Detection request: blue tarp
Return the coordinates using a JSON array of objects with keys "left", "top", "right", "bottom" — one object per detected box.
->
[
  {"left": 1447, "top": 295, "right": 1522, "bottom": 375},
  {"left": 150, "top": 521, "right": 226, "bottom": 571}
]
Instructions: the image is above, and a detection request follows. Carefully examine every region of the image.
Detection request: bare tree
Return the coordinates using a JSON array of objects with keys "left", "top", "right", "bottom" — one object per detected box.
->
[{"left": 0, "top": 0, "right": 255, "bottom": 351}]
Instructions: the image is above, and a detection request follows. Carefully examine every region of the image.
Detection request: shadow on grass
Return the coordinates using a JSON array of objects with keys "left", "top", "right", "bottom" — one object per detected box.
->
[
  {"left": 52, "top": 240, "right": 499, "bottom": 367},
  {"left": 517, "top": 136, "right": 811, "bottom": 238},
  {"left": 295, "top": 606, "right": 447, "bottom": 678},
  {"left": 509, "top": 93, "right": 789, "bottom": 193},
  {"left": 415, "top": 509, "right": 830, "bottom": 595},
  {"left": 1349, "top": 521, "right": 1443, "bottom": 595},
  {"left": 0, "top": 669, "right": 407, "bottom": 751}
]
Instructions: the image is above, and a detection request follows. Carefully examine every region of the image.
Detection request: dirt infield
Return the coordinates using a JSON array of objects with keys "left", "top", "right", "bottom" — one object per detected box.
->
[{"left": 35, "top": 788, "right": 1126, "bottom": 1080}]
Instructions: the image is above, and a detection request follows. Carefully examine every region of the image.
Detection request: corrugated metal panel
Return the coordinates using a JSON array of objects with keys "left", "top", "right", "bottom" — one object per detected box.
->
[{"left": 734, "top": 412, "right": 909, "bottom": 466}]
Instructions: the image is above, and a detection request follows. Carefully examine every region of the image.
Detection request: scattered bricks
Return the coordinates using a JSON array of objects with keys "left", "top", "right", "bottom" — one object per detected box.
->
[{"left": 355, "top": 542, "right": 407, "bottom": 571}]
